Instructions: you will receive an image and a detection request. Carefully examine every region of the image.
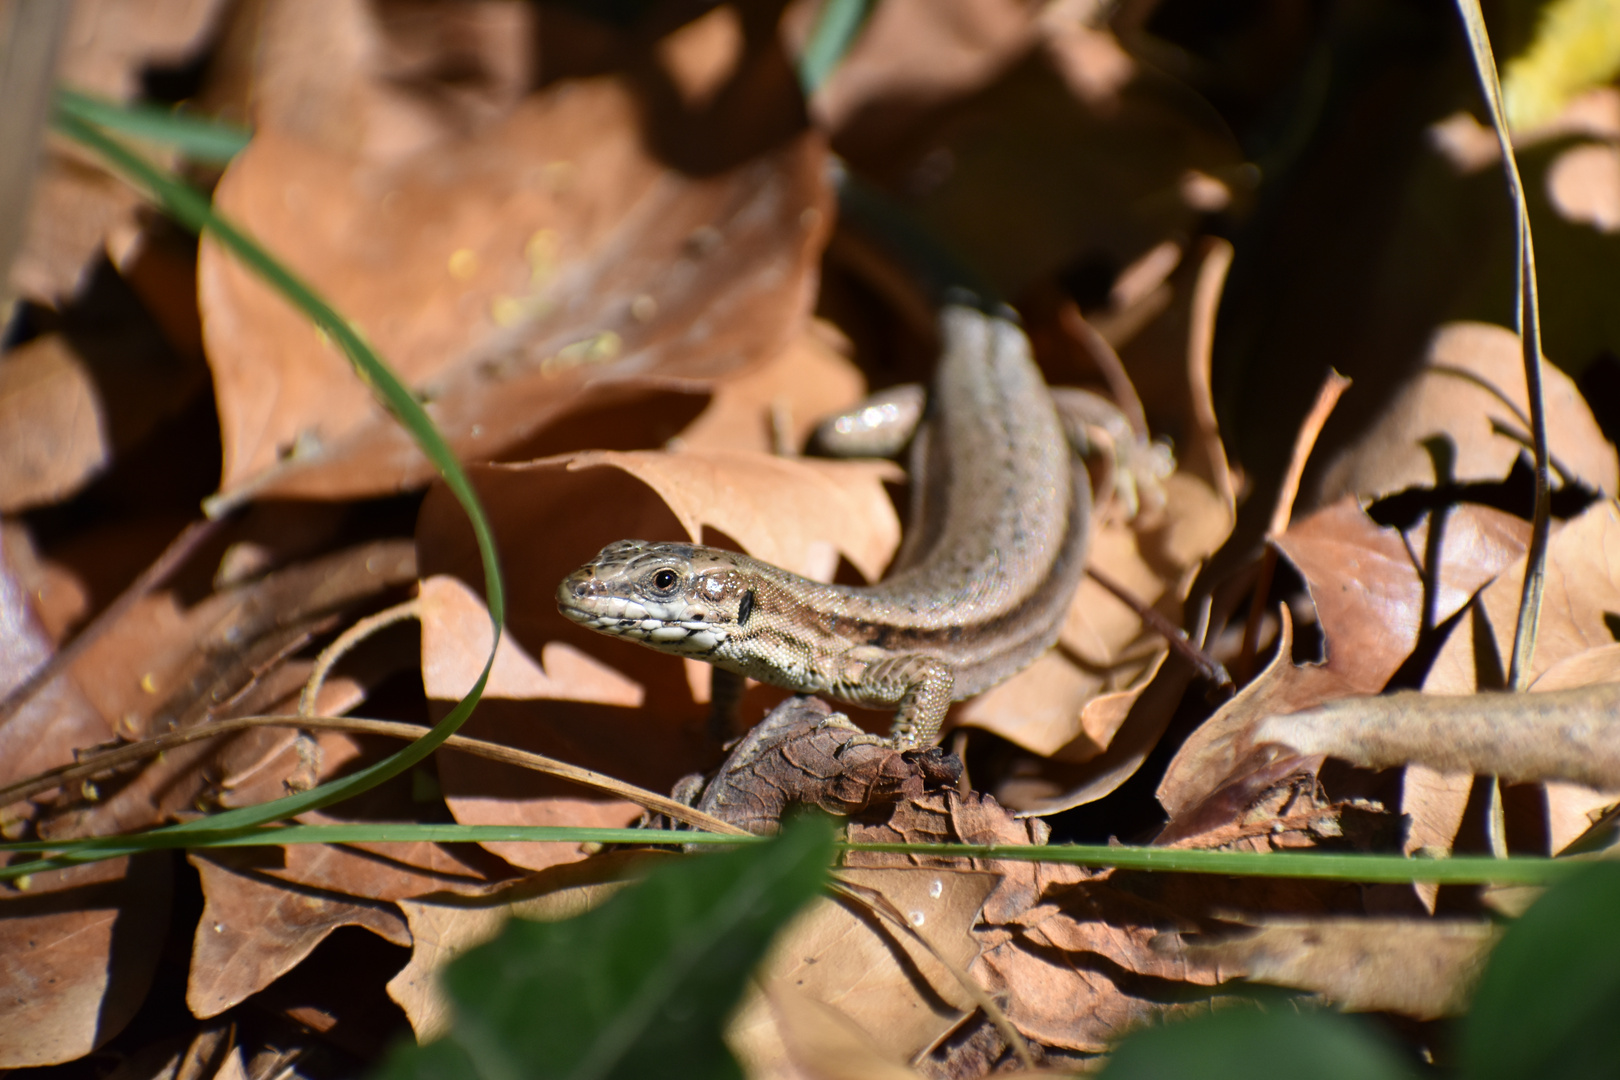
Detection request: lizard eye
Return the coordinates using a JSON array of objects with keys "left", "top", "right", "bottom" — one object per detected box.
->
[{"left": 651, "top": 568, "right": 680, "bottom": 592}]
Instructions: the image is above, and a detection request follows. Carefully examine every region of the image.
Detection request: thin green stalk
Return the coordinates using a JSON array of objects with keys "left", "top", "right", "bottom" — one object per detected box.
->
[
  {"left": 55, "top": 87, "right": 251, "bottom": 162},
  {"left": 24, "top": 111, "right": 505, "bottom": 875},
  {"left": 0, "top": 824, "right": 1583, "bottom": 886},
  {"left": 1453, "top": 1, "right": 1550, "bottom": 692}
]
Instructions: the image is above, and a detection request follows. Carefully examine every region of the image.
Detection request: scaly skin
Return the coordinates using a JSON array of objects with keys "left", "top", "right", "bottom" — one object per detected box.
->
[{"left": 556, "top": 305, "right": 1091, "bottom": 750}]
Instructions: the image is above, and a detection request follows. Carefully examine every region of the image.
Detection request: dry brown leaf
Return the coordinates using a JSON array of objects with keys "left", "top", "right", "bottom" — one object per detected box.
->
[
  {"left": 0, "top": 856, "right": 172, "bottom": 1068},
  {"left": 1317, "top": 321, "right": 1619, "bottom": 504},
  {"left": 1547, "top": 140, "right": 1620, "bottom": 233},
  {"left": 187, "top": 853, "right": 410, "bottom": 1020},
  {"left": 1401, "top": 503, "right": 1533, "bottom": 626},
  {"left": 0, "top": 334, "right": 110, "bottom": 510},
  {"left": 202, "top": 0, "right": 532, "bottom": 162},
  {"left": 806, "top": 0, "right": 1036, "bottom": 146},
  {"left": 747, "top": 987, "right": 925, "bottom": 1080},
  {"left": 0, "top": 528, "right": 112, "bottom": 827},
  {"left": 10, "top": 0, "right": 225, "bottom": 303},
  {"left": 201, "top": 75, "right": 829, "bottom": 502},
  {"left": 969, "top": 936, "right": 1200, "bottom": 1055},
  {"left": 1158, "top": 497, "right": 1428, "bottom": 818},
  {"left": 1428, "top": 499, "right": 1620, "bottom": 694},
  {"left": 730, "top": 867, "right": 999, "bottom": 1068},
  {"left": 819, "top": 2, "right": 1240, "bottom": 298},
  {"left": 673, "top": 320, "right": 867, "bottom": 456},
  {"left": 1169, "top": 918, "right": 1500, "bottom": 1019}
]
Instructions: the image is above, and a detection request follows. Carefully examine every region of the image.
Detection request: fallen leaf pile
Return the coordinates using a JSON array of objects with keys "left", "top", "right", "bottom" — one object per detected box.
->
[{"left": 3, "top": 0, "right": 1620, "bottom": 1076}]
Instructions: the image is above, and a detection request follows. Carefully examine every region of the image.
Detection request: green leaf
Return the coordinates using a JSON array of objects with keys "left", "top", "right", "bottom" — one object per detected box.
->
[
  {"left": 377, "top": 813, "right": 839, "bottom": 1080},
  {"left": 1102, "top": 1005, "right": 1418, "bottom": 1080},
  {"left": 1460, "top": 861, "right": 1620, "bottom": 1080}
]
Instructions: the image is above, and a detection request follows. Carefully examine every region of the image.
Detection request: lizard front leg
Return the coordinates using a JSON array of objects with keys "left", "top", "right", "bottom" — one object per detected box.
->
[{"left": 834, "top": 650, "right": 955, "bottom": 750}]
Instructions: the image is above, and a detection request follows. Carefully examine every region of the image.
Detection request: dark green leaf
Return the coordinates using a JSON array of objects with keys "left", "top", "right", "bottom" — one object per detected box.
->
[
  {"left": 1102, "top": 1006, "right": 1417, "bottom": 1080},
  {"left": 380, "top": 813, "right": 838, "bottom": 1080},
  {"left": 1460, "top": 861, "right": 1620, "bottom": 1080}
]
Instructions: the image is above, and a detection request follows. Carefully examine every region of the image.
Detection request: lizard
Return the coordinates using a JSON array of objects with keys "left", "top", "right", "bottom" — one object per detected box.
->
[{"left": 555, "top": 300, "right": 1096, "bottom": 752}]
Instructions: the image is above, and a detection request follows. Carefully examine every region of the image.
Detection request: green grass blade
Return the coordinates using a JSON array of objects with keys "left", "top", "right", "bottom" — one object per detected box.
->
[
  {"left": 0, "top": 826, "right": 1586, "bottom": 886},
  {"left": 1452, "top": 0, "right": 1550, "bottom": 692},
  {"left": 374, "top": 814, "right": 838, "bottom": 1080},
  {"left": 798, "top": 0, "right": 873, "bottom": 94},
  {"left": 26, "top": 111, "right": 505, "bottom": 871},
  {"left": 55, "top": 87, "right": 251, "bottom": 163}
]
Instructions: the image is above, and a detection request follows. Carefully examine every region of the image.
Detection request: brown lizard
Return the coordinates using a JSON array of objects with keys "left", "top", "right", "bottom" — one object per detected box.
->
[{"left": 556, "top": 303, "right": 1097, "bottom": 751}]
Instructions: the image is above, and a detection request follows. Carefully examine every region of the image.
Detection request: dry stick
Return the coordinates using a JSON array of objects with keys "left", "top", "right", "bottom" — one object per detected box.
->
[
  {"left": 0, "top": 712, "right": 750, "bottom": 837},
  {"left": 830, "top": 878, "right": 1035, "bottom": 1071},
  {"left": 1085, "top": 565, "right": 1232, "bottom": 691},
  {"left": 300, "top": 598, "right": 423, "bottom": 717},
  {"left": 0, "top": 516, "right": 229, "bottom": 727},
  {"left": 1056, "top": 301, "right": 1149, "bottom": 437},
  {"left": 1234, "top": 370, "right": 1352, "bottom": 685}
]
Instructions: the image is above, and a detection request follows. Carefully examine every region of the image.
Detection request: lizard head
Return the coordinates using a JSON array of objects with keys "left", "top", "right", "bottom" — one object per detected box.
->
[{"left": 556, "top": 540, "right": 756, "bottom": 657}]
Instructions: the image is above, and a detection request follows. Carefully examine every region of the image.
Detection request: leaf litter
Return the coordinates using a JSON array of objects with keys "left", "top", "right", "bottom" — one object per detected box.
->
[{"left": 5, "top": 0, "right": 1620, "bottom": 1076}]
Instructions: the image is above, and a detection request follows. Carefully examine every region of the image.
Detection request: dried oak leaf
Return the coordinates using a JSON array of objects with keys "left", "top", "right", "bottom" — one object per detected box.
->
[
  {"left": 186, "top": 852, "right": 411, "bottom": 1021},
  {"left": 200, "top": 76, "right": 831, "bottom": 502},
  {"left": 1316, "top": 321, "right": 1619, "bottom": 505},
  {"left": 1428, "top": 498, "right": 1620, "bottom": 694},
  {"left": 186, "top": 722, "right": 515, "bottom": 1019},
  {"left": 415, "top": 449, "right": 899, "bottom": 871}
]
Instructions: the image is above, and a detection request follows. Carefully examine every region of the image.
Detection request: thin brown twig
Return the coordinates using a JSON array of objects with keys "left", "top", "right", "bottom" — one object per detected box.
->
[
  {"left": 0, "top": 712, "right": 750, "bottom": 837},
  {"left": 1235, "top": 369, "right": 1351, "bottom": 685},
  {"left": 1085, "top": 565, "right": 1232, "bottom": 691},
  {"left": 300, "top": 598, "right": 423, "bottom": 716}
]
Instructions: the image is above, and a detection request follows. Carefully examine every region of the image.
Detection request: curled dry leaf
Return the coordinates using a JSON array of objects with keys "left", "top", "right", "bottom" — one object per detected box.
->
[
  {"left": 1168, "top": 918, "right": 1501, "bottom": 1020},
  {"left": 1158, "top": 498, "right": 1428, "bottom": 819},
  {"left": 414, "top": 450, "right": 900, "bottom": 870},
  {"left": 1317, "top": 321, "right": 1619, "bottom": 505},
  {"left": 201, "top": 76, "right": 831, "bottom": 502},
  {"left": 1254, "top": 682, "right": 1620, "bottom": 791}
]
